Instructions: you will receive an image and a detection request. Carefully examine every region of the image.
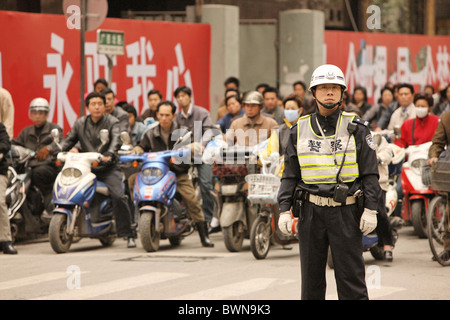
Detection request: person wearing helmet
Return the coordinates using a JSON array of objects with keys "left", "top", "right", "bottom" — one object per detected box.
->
[
  {"left": 225, "top": 91, "right": 278, "bottom": 146},
  {"left": 277, "top": 64, "right": 381, "bottom": 300},
  {"left": 12, "top": 98, "right": 62, "bottom": 219}
]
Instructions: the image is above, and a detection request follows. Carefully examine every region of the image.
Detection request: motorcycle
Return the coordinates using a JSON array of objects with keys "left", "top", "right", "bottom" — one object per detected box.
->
[
  {"left": 6, "top": 145, "right": 47, "bottom": 242},
  {"left": 203, "top": 138, "right": 264, "bottom": 252},
  {"left": 49, "top": 129, "right": 118, "bottom": 253},
  {"left": 119, "top": 132, "right": 194, "bottom": 252},
  {"left": 401, "top": 141, "right": 437, "bottom": 238},
  {"left": 247, "top": 151, "right": 298, "bottom": 259}
]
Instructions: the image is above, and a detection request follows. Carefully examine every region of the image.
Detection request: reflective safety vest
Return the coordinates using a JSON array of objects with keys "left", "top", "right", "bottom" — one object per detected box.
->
[{"left": 297, "top": 112, "right": 359, "bottom": 184}]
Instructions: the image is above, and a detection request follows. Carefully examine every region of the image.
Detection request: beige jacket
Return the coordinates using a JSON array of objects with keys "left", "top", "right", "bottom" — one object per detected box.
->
[
  {"left": 387, "top": 103, "right": 415, "bottom": 131},
  {"left": 226, "top": 114, "right": 278, "bottom": 146},
  {"left": 0, "top": 88, "right": 14, "bottom": 139}
]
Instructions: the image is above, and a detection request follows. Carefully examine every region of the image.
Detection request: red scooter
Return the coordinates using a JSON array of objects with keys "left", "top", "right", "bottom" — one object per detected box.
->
[{"left": 400, "top": 142, "right": 437, "bottom": 238}]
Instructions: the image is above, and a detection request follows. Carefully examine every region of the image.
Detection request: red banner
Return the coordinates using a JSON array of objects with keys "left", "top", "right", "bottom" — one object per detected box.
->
[
  {"left": 325, "top": 30, "right": 450, "bottom": 105},
  {"left": 0, "top": 10, "right": 211, "bottom": 136}
]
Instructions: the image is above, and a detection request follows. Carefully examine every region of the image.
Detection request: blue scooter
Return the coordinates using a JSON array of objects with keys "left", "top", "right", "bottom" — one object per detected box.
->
[
  {"left": 49, "top": 129, "right": 118, "bottom": 253},
  {"left": 119, "top": 133, "right": 194, "bottom": 252}
]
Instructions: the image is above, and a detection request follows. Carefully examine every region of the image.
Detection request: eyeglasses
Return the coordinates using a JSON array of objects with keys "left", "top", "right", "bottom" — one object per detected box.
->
[{"left": 316, "top": 85, "right": 341, "bottom": 93}]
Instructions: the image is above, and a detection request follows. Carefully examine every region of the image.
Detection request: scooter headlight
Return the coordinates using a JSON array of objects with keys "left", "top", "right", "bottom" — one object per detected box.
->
[
  {"left": 411, "top": 159, "right": 426, "bottom": 176},
  {"left": 60, "top": 168, "right": 82, "bottom": 186},
  {"left": 141, "top": 167, "right": 163, "bottom": 184}
]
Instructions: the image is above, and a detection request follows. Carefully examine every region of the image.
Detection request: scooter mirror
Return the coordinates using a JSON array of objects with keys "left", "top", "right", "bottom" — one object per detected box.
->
[
  {"left": 120, "top": 131, "right": 131, "bottom": 145},
  {"left": 174, "top": 131, "right": 192, "bottom": 148},
  {"left": 51, "top": 128, "right": 60, "bottom": 143},
  {"left": 100, "top": 129, "right": 109, "bottom": 145},
  {"left": 393, "top": 126, "right": 401, "bottom": 138}
]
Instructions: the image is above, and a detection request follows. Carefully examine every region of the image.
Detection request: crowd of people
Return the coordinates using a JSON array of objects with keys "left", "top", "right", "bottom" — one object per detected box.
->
[{"left": 0, "top": 74, "right": 449, "bottom": 260}]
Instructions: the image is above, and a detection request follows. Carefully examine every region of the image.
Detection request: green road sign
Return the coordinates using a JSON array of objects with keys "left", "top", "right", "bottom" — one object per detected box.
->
[{"left": 97, "top": 29, "right": 124, "bottom": 55}]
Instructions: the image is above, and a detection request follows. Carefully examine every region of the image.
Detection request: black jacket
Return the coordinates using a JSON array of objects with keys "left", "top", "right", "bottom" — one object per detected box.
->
[
  {"left": 60, "top": 114, "right": 121, "bottom": 158},
  {"left": 0, "top": 123, "right": 11, "bottom": 176},
  {"left": 11, "top": 121, "right": 62, "bottom": 168},
  {"left": 277, "top": 109, "right": 381, "bottom": 212},
  {"left": 138, "top": 122, "right": 191, "bottom": 175}
]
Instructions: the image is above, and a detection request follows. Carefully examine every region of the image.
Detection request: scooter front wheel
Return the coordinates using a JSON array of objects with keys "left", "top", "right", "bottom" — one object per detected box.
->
[
  {"left": 49, "top": 213, "right": 72, "bottom": 253},
  {"left": 250, "top": 215, "right": 272, "bottom": 260},
  {"left": 223, "top": 221, "right": 245, "bottom": 252},
  {"left": 140, "top": 211, "right": 160, "bottom": 252},
  {"left": 411, "top": 200, "right": 428, "bottom": 238}
]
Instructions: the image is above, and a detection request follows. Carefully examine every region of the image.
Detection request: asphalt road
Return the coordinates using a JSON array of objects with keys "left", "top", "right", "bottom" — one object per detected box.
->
[{"left": 1, "top": 225, "right": 450, "bottom": 301}]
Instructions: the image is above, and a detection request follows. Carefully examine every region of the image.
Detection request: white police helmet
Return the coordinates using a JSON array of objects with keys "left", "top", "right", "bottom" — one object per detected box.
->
[{"left": 309, "top": 64, "right": 347, "bottom": 92}]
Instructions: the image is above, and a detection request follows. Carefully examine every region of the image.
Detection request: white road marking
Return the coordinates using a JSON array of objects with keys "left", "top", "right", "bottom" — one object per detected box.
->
[
  {"left": 172, "top": 278, "right": 296, "bottom": 300},
  {"left": 0, "top": 272, "right": 77, "bottom": 291},
  {"left": 32, "top": 272, "right": 188, "bottom": 300}
]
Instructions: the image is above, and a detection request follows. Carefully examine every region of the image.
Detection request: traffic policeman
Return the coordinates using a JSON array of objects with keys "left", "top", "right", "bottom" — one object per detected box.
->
[{"left": 277, "top": 64, "right": 381, "bottom": 300}]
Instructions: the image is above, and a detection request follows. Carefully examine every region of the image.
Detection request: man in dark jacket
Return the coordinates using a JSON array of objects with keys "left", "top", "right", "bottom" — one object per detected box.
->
[
  {"left": 133, "top": 100, "right": 214, "bottom": 247},
  {"left": 0, "top": 122, "right": 16, "bottom": 254},
  {"left": 174, "top": 86, "right": 218, "bottom": 231},
  {"left": 60, "top": 92, "right": 136, "bottom": 248},
  {"left": 12, "top": 97, "right": 62, "bottom": 217}
]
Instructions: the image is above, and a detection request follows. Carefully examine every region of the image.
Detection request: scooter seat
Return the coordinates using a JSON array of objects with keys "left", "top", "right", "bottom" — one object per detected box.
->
[{"left": 96, "top": 181, "right": 110, "bottom": 196}]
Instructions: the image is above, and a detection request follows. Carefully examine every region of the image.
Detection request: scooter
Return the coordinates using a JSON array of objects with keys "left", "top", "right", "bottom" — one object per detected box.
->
[
  {"left": 6, "top": 145, "right": 47, "bottom": 242},
  {"left": 401, "top": 141, "right": 437, "bottom": 238},
  {"left": 203, "top": 138, "right": 260, "bottom": 252},
  {"left": 247, "top": 151, "right": 299, "bottom": 259},
  {"left": 49, "top": 129, "right": 117, "bottom": 253},
  {"left": 119, "top": 132, "right": 194, "bottom": 252}
]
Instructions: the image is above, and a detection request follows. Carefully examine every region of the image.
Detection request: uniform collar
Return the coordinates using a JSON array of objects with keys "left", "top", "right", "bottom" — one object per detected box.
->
[{"left": 315, "top": 108, "right": 341, "bottom": 129}]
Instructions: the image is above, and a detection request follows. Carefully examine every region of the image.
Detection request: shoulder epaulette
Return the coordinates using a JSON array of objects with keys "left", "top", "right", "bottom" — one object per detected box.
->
[{"left": 352, "top": 116, "right": 369, "bottom": 127}]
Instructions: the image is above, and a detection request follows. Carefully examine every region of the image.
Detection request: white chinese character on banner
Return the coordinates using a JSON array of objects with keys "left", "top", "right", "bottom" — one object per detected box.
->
[
  {"left": 85, "top": 42, "right": 117, "bottom": 94},
  {"left": 125, "top": 37, "right": 156, "bottom": 115},
  {"left": 165, "top": 43, "right": 194, "bottom": 105},
  {"left": 43, "top": 33, "right": 77, "bottom": 130},
  {"left": 436, "top": 45, "right": 450, "bottom": 85}
]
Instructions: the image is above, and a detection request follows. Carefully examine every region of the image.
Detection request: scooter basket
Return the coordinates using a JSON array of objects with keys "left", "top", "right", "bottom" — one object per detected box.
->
[
  {"left": 245, "top": 174, "right": 280, "bottom": 204},
  {"left": 431, "top": 161, "right": 450, "bottom": 192}
]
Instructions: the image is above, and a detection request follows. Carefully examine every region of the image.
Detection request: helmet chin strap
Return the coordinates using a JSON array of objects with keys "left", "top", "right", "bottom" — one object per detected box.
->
[{"left": 312, "top": 88, "right": 345, "bottom": 110}]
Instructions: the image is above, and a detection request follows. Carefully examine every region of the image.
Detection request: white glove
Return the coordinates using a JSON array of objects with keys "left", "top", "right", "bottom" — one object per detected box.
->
[
  {"left": 278, "top": 211, "right": 293, "bottom": 236},
  {"left": 360, "top": 209, "right": 378, "bottom": 235}
]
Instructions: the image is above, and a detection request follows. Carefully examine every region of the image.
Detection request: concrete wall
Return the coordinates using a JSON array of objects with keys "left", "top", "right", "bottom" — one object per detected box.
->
[
  {"left": 201, "top": 4, "right": 239, "bottom": 120},
  {"left": 201, "top": 5, "right": 324, "bottom": 117},
  {"left": 239, "top": 23, "right": 277, "bottom": 93},
  {"left": 279, "top": 9, "right": 324, "bottom": 97}
]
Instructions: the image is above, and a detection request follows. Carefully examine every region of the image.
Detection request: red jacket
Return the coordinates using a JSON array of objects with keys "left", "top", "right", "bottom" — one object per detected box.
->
[{"left": 395, "top": 114, "right": 440, "bottom": 148}]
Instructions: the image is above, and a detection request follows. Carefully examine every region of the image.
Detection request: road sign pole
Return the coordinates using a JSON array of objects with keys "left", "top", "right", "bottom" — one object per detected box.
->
[
  {"left": 80, "top": 0, "right": 86, "bottom": 117},
  {"left": 106, "top": 54, "right": 113, "bottom": 87}
]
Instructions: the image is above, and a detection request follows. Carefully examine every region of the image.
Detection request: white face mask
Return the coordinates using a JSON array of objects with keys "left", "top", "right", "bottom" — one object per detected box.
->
[
  {"left": 284, "top": 109, "right": 301, "bottom": 123},
  {"left": 415, "top": 107, "right": 428, "bottom": 119}
]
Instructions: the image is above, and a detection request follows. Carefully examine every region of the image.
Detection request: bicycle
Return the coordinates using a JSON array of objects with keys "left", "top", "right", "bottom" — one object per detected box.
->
[
  {"left": 247, "top": 152, "right": 298, "bottom": 260},
  {"left": 427, "top": 192, "right": 450, "bottom": 266}
]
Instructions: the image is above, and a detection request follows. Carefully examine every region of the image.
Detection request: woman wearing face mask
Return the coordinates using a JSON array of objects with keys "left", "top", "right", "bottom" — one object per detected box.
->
[
  {"left": 395, "top": 93, "right": 440, "bottom": 148},
  {"left": 278, "top": 95, "right": 304, "bottom": 155}
]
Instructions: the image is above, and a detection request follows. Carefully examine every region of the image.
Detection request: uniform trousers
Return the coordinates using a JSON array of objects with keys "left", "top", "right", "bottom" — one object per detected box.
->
[{"left": 298, "top": 200, "right": 368, "bottom": 300}]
